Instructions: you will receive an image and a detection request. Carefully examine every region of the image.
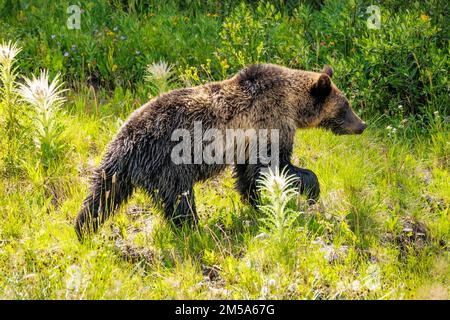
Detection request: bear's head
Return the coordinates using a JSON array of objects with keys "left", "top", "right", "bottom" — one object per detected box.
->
[{"left": 309, "top": 65, "right": 367, "bottom": 135}]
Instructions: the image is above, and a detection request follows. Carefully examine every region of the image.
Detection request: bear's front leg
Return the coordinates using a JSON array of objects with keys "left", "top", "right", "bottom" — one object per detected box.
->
[
  {"left": 282, "top": 163, "right": 320, "bottom": 203},
  {"left": 234, "top": 163, "right": 320, "bottom": 206}
]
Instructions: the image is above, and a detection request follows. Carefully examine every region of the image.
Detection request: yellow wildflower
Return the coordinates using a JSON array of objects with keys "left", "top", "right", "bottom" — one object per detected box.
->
[{"left": 420, "top": 13, "right": 430, "bottom": 22}]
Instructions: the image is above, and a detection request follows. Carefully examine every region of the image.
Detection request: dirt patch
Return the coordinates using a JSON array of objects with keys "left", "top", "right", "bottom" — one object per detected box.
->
[
  {"left": 109, "top": 210, "right": 157, "bottom": 264},
  {"left": 113, "top": 237, "right": 156, "bottom": 264},
  {"left": 423, "top": 194, "right": 448, "bottom": 213},
  {"left": 313, "top": 238, "right": 349, "bottom": 264},
  {"left": 125, "top": 203, "right": 153, "bottom": 220},
  {"left": 386, "top": 217, "right": 432, "bottom": 255},
  {"left": 202, "top": 264, "right": 222, "bottom": 282},
  {"left": 197, "top": 264, "right": 231, "bottom": 299}
]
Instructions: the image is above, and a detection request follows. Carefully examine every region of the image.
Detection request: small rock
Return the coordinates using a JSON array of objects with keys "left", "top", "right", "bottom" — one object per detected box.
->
[{"left": 255, "top": 232, "right": 269, "bottom": 240}]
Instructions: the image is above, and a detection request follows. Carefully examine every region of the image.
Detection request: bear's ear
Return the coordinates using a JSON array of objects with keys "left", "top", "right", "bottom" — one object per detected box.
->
[
  {"left": 322, "top": 64, "right": 333, "bottom": 78},
  {"left": 311, "top": 74, "right": 332, "bottom": 98}
]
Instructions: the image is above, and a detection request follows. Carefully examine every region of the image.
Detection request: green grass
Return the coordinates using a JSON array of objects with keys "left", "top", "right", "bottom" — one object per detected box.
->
[
  {"left": 0, "top": 0, "right": 448, "bottom": 300},
  {"left": 0, "top": 104, "right": 448, "bottom": 299}
]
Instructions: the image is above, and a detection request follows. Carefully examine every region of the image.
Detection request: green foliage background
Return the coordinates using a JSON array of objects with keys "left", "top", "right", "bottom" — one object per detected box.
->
[{"left": 1, "top": 0, "right": 448, "bottom": 123}]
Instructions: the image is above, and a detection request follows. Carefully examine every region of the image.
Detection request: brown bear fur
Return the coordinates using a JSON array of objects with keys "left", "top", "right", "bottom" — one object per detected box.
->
[{"left": 75, "top": 63, "right": 366, "bottom": 239}]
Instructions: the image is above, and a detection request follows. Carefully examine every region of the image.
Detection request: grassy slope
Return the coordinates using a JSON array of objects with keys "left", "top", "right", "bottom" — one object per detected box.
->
[
  {"left": 0, "top": 0, "right": 448, "bottom": 300},
  {"left": 0, "top": 106, "right": 448, "bottom": 299}
]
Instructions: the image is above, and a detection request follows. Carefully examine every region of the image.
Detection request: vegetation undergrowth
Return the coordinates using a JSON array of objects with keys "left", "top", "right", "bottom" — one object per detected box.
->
[{"left": 0, "top": 0, "right": 448, "bottom": 299}]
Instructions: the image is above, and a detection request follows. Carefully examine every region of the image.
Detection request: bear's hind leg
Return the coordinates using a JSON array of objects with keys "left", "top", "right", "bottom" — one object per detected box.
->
[
  {"left": 75, "top": 170, "right": 133, "bottom": 240},
  {"left": 150, "top": 175, "right": 198, "bottom": 226}
]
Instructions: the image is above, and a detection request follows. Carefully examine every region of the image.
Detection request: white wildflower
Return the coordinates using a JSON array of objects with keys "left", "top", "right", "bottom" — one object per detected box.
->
[
  {"left": 17, "top": 70, "right": 66, "bottom": 110},
  {"left": 268, "top": 278, "right": 276, "bottom": 287},
  {"left": 260, "top": 285, "right": 269, "bottom": 297},
  {"left": 257, "top": 167, "right": 301, "bottom": 237},
  {"left": 0, "top": 40, "right": 22, "bottom": 131},
  {"left": 146, "top": 60, "right": 174, "bottom": 81},
  {"left": 0, "top": 40, "right": 21, "bottom": 66},
  {"left": 258, "top": 167, "right": 299, "bottom": 201},
  {"left": 17, "top": 69, "right": 67, "bottom": 166},
  {"left": 144, "top": 60, "right": 175, "bottom": 95},
  {"left": 352, "top": 280, "right": 361, "bottom": 292},
  {"left": 365, "top": 264, "right": 381, "bottom": 291}
]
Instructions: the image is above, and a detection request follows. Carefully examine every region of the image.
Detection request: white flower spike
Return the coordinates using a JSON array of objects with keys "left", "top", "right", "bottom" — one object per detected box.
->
[
  {"left": 0, "top": 40, "right": 21, "bottom": 66},
  {"left": 17, "top": 70, "right": 66, "bottom": 110}
]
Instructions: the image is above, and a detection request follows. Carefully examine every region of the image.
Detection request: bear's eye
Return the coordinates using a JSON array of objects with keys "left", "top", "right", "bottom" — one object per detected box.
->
[{"left": 334, "top": 107, "right": 348, "bottom": 121}]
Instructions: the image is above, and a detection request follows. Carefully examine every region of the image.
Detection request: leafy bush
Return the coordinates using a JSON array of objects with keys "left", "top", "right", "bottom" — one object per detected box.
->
[
  {"left": 0, "top": 0, "right": 219, "bottom": 89},
  {"left": 0, "top": 0, "right": 447, "bottom": 126},
  {"left": 213, "top": 0, "right": 448, "bottom": 126},
  {"left": 329, "top": 5, "right": 449, "bottom": 124}
]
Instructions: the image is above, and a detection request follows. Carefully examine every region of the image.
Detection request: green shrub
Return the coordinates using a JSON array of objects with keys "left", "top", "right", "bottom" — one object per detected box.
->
[
  {"left": 335, "top": 7, "right": 448, "bottom": 123},
  {"left": 0, "top": 0, "right": 447, "bottom": 129}
]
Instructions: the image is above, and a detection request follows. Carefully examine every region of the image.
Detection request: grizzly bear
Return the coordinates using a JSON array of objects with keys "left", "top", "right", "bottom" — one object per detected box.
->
[{"left": 75, "top": 63, "right": 366, "bottom": 239}]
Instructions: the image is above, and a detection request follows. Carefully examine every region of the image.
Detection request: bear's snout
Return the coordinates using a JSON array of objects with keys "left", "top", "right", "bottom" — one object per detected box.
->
[
  {"left": 344, "top": 121, "right": 366, "bottom": 135},
  {"left": 353, "top": 122, "right": 367, "bottom": 134},
  {"left": 343, "top": 107, "right": 367, "bottom": 135}
]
